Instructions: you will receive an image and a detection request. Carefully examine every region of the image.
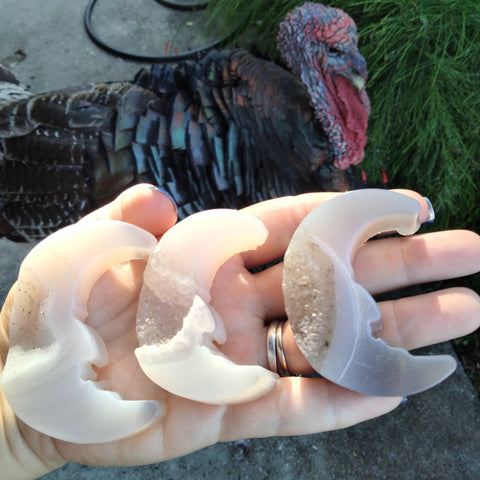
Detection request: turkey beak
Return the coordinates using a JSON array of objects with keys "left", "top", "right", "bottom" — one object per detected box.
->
[
  {"left": 349, "top": 74, "right": 366, "bottom": 91},
  {"left": 338, "top": 70, "right": 365, "bottom": 91},
  {"left": 342, "top": 54, "right": 368, "bottom": 91}
]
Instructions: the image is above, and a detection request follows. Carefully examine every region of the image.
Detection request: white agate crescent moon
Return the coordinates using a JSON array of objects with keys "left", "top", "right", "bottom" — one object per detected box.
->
[{"left": 1, "top": 220, "right": 162, "bottom": 443}]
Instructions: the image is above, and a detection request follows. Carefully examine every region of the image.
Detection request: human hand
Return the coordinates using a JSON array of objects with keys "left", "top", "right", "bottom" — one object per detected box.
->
[{"left": 1, "top": 185, "right": 479, "bottom": 479}]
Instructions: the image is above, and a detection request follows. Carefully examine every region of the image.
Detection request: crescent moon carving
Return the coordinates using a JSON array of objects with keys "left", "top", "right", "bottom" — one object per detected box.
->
[
  {"left": 1, "top": 220, "right": 162, "bottom": 443},
  {"left": 283, "top": 189, "right": 456, "bottom": 396},
  {"left": 135, "top": 209, "right": 279, "bottom": 404}
]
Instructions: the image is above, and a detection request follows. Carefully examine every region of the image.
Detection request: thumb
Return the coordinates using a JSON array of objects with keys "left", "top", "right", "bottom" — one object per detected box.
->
[{"left": 80, "top": 184, "right": 177, "bottom": 237}]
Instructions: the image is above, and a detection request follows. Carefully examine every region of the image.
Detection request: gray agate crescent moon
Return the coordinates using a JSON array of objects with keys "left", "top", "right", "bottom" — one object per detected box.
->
[{"left": 282, "top": 189, "right": 456, "bottom": 396}]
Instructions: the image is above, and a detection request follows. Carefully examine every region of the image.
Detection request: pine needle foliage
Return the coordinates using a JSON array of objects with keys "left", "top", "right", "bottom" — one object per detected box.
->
[{"left": 207, "top": 0, "right": 480, "bottom": 232}]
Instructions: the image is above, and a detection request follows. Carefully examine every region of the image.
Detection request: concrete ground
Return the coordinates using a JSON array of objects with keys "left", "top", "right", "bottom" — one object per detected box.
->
[{"left": 1, "top": 0, "right": 479, "bottom": 478}]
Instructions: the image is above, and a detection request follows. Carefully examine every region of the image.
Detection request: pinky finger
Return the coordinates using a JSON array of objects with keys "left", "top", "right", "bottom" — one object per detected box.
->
[
  {"left": 220, "top": 377, "right": 402, "bottom": 441},
  {"left": 377, "top": 287, "right": 480, "bottom": 351}
]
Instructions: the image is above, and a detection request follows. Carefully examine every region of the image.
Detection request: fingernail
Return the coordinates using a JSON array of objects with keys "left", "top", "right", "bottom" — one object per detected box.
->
[
  {"left": 422, "top": 197, "right": 435, "bottom": 224},
  {"left": 150, "top": 186, "right": 177, "bottom": 213}
]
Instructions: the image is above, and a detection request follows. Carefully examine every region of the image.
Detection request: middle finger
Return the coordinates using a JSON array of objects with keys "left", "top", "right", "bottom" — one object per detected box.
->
[
  {"left": 254, "top": 229, "right": 480, "bottom": 320},
  {"left": 353, "top": 230, "right": 480, "bottom": 295}
]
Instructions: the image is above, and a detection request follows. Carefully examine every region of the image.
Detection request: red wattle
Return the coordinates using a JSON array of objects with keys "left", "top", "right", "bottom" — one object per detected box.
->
[{"left": 331, "top": 75, "right": 369, "bottom": 168}]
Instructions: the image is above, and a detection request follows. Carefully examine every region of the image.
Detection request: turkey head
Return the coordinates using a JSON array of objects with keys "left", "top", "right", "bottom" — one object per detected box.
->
[{"left": 277, "top": 2, "right": 370, "bottom": 170}]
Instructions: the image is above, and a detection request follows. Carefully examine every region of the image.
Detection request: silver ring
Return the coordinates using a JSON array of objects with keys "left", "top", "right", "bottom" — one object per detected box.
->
[{"left": 266, "top": 320, "right": 291, "bottom": 376}]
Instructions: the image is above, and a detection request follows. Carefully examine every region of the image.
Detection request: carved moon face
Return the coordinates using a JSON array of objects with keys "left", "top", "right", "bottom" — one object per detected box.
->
[
  {"left": 135, "top": 209, "right": 279, "bottom": 404},
  {"left": 282, "top": 189, "right": 456, "bottom": 397},
  {"left": 1, "top": 220, "right": 162, "bottom": 443}
]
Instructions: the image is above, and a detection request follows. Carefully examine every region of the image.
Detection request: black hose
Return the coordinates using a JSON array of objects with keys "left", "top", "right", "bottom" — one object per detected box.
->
[
  {"left": 156, "top": 0, "right": 209, "bottom": 10},
  {"left": 84, "top": 0, "right": 224, "bottom": 62}
]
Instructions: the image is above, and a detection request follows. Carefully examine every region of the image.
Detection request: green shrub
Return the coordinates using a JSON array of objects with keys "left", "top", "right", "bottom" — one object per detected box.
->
[{"left": 208, "top": 0, "right": 480, "bottom": 231}]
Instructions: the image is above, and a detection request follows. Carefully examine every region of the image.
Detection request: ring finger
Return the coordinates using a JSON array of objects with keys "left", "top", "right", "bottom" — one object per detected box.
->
[{"left": 269, "top": 286, "right": 480, "bottom": 376}]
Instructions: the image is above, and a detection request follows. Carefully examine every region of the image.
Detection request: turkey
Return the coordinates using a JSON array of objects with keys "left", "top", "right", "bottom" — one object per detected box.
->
[{"left": 0, "top": 2, "right": 369, "bottom": 242}]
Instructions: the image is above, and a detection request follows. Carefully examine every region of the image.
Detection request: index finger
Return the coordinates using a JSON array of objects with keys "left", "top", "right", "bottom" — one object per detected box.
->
[{"left": 241, "top": 189, "right": 431, "bottom": 269}]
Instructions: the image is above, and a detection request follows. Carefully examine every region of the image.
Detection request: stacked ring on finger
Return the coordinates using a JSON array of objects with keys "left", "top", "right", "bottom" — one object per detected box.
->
[{"left": 266, "top": 320, "right": 291, "bottom": 377}]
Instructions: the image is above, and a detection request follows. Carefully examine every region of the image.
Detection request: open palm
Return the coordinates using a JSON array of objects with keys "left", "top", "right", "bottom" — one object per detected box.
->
[{"left": 1, "top": 184, "right": 479, "bottom": 479}]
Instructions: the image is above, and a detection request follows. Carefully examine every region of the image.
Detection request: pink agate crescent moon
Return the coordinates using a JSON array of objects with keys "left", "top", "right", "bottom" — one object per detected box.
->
[{"left": 135, "top": 209, "right": 279, "bottom": 404}]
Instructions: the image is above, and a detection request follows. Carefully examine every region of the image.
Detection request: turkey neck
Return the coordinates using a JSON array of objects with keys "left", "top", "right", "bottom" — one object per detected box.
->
[{"left": 219, "top": 49, "right": 332, "bottom": 181}]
